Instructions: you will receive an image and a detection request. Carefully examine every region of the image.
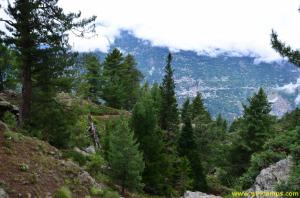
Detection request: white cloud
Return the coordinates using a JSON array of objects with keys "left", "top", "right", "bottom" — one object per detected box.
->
[
  {"left": 2, "top": 0, "right": 300, "bottom": 60},
  {"left": 276, "top": 78, "right": 300, "bottom": 94}
]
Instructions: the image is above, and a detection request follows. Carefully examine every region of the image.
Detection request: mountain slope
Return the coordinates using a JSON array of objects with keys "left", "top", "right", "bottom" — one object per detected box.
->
[{"left": 96, "top": 31, "right": 300, "bottom": 120}]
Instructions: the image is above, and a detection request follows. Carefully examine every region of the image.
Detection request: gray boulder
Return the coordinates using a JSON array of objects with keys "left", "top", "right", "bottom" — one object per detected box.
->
[
  {"left": 84, "top": 145, "right": 96, "bottom": 154},
  {"left": 183, "top": 191, "right": 222, "bottom": 198},
  {"left": 0, "top": 188, "right": 9, "bottom": 198},
  {"left": 247, "top": 158, "right": 292, "bottom": 196}
]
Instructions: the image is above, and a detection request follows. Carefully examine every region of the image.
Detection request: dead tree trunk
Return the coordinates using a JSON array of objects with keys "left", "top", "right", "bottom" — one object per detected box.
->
[{"left": 88, "top": 114, "right": 100, "bottom": 149}]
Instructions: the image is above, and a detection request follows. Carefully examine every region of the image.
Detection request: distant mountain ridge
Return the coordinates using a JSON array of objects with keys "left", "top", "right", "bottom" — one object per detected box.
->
[{"left": 95, "top": 31, "right": 300, "bottom": 120}]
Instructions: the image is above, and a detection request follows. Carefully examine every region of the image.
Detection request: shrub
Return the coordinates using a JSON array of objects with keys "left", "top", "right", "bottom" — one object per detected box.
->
[
  {"left": 3, "top": 112, "right": 17, "bottom": 128},
  {"left": 102, "top": 189, "right": 120, "bottom": 198},
  {"left": 86, "top": 154, "right": 105, "bottom": 176},
  {"left": 238, "top": 150, "right": 284, "bottom": 189},
  {"left": 53, "top": 186, "right": 72, "bottom": 198},
  {"left": 90, "top": 186, "right": 103, "bottom": 196},
  {"left": 19, "top": 163, "right": 29, "bottom": 172},
  {"left": 63, "top": 150, "right": 88, "bottom": 166}
]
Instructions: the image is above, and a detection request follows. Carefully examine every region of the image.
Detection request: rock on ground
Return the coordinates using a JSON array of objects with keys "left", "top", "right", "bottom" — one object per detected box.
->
[
  {"left": 247, "top": 158, "right": 292, "bottom": 196},
  {"left": 84, "top": 145, "right": 96, "bottom": 154},
  {"left": 0, "top": 188, "right": 9, "bottom": 198},
  {"left": 183, "top": 191, "right": 222, "bottom": 198}
]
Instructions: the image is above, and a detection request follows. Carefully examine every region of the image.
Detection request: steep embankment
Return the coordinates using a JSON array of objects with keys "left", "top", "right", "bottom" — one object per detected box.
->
[{"left": 0, "top": 123, "right": 104, "bottom": 197}]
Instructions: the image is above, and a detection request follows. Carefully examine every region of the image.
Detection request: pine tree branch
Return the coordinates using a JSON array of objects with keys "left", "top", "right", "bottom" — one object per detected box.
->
[{"left": 271, "top": 30, "right": 300, "bottom": 67}]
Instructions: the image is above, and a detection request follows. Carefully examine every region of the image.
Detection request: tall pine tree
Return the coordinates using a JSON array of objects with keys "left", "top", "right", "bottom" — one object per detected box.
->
[
  {"left": 191, "top": 92, "right": 210, "bottom": 121},
  {"left": 226, "top": 88, "right": 273, "bottom": 181},
  {"left": 102, "top": 49, "right": 142, "bottom": 110},
  {"left": 178, "top": 97, "right": 208, "bottom": 191},
  {"left": 131, "top": 88, "right": 170, "bottom": 195},
  {"left": 0, "top": 0, "right": 96, "bottom": 125},
  {"left": 159, "top": 53, "right": 179, "bottom": 140},
  {"left": 108, "top": 116, "right": 145, "bottom": 196},
  {"left": 81, "top": 53, "right": 102, "bottom": 103}
]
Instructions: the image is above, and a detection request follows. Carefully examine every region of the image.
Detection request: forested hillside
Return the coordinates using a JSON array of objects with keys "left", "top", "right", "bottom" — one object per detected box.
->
[{"left": 0, "top": 0, "right": 299, "bottom": 198}]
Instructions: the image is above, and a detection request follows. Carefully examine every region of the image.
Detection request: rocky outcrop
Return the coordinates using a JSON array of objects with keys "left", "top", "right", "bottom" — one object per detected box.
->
[
  {"left": 84, "top": 145, "right": 96, "bottom": 154},
  {"left": 0, "top": 188, "right": 9, "bottom": 198},
  {"left": 0, "top": 96, "right": 19, "bottom": 120},
  {"left": 247, "top": 158, "right": 292, "bottom": 194},
  {"left": 183, "top": 191, "right": 222, "bottom": 198}
]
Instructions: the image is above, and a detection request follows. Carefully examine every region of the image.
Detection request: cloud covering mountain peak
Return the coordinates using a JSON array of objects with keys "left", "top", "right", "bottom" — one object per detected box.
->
[{"left": 57, "top": 0, "right": 300, "bottom": 61}]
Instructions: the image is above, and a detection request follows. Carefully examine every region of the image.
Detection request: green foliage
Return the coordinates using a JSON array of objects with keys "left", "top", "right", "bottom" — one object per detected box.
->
[
  {"left": 0, "top": 43, "right": 19, "bottom": 91},
  {"left": 108, "top": 116, "right": 145, "bottom": 194},
  {"left": 102, "top": 189, "right": 120, "bottom": 198},
  {"left": 242, "top": 88, "right": 273, "bottom": 152},
  {"left": 19, "top": 163, "right": 29, "bottom": 172},
  {"left": 86, "top": 154, "right": 106, "bottom": 176},
  {"left": 178, "top": 108, "right": 209, "bottom": 191},
  {"left": 90, "top": 186, "right": 103, "bottom": 196},
  {"left": 224, "top": 88, "right": 274, "bottom": 186},
  {"left": 78, "top": 53, "right": 102, "bottom": 103},
  {"left": 271, "top": 30, "right": 300, "bottom": 67},
  {"left": 28, "top": 99, "right": 79, "bottom": 148},
  {"left": 181, "top": 98, "right": 192, "bottom": 123},
  {"left": 63, "top": 150, "right": 88, "bottom": 166},
  {"left": 131, "top": 89, "right": 169, "bottom": 195},
  {"left": 3, "top": 112, "right": 17, "bottom": 128},
  {"left": 53, "top": 186, "right": 72, "bottom": 198},
  {"left": 175, "top": 157, "right": 193, "bottom": 195},
  {"left": 191, "top": 92, "right": 211, "bottom": 121},
  {"left": 159, "top": 53, "right": 179, "bottom": 135},
  {"left": 238, "top": 150, "right": 285, "bottom": 189},
  {"left": 102, "top": 49, "right": 143, "bottom": 110},
  {"left": 2, "top": 0, "right": 96, "bottom": 125}
]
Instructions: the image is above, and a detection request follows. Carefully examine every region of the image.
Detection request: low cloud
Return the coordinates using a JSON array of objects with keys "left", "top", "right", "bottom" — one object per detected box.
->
[
  {"left": 2, "top": 0, "right": 300, "bottom": 61},
  {"left": 58, "top": 0, "right": 300, "bottom": 61},
  {"left": 276, "top": 78, "right": 300, "bottom": 94}
]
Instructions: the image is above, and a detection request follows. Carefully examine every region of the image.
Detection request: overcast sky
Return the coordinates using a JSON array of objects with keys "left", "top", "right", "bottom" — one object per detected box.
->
[{"left": 2, "top": 0, "right": 300, "bottom": 61}]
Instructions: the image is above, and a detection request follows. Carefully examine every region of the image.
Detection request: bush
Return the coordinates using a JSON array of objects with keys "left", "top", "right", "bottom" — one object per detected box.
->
[
  {"left": 90, "top": 186, "right": 103, "bottom": 196},
  {"left": 86, "top": 154, "right": 105, "bottom": 176},
  {"left": 53, "top": 186, "right": 72, "bottom": 198},
  {"left": 19, "top": 163, "right": 29, "bottom": 172},
  {"left": 102, "top": 189, "right": 120, "bottom": 198},
  {"left": 238, "top": 150, "right": 284, "bottom": 189},
  {"left": 3, "top": 112, "right": 17, "bottom": 128},
  {"left": 63, "top": 150, "right": 88, "bottom": 166}
]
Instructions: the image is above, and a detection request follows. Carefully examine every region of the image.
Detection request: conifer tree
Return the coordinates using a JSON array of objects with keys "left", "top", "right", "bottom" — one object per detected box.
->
[
  {"left": 82, "top": 53, "right": 102, "bottom": 103},
  {"left": 158, "top": 53, "right": 181, "bottom": 196},
  {"left": 102, "top": 48, "right": 124, "bottom": 108},
  {"left": 108, "top": 116, "right": 145, "bottom": 196},
  {"left": 159, "top": 53, "right": 179, "bottom": 138},
  {"left": 271, "top": 30, "right": 300, "bottom": 67},
  {"left": 181, "top": 98, "right": 192, "bottom": 123},
  {"left": 191, "top": 92, "right": 210, "bottom": 121},
  {"left": 179, "top": 102, "right": 208, "bottom": 191},
  {"left": 102, "top": 49, "right": 142, "bottom": 110},
  {"left": 0, "top": 43, "right": 18, "bottom": 91},
  {"left": 216, "top": 114, "right": 227, "bottom": 136},
  {"left": 175, "top": 157, "right": 193, "bottom": 195},
  {"left": 226, "top": 88, "right": 273, "bottom": 180},
  {"left": 131, "top": 88, "right": 169, "bottom": 195},
  {"left": 121, "top": 54, "right": 143, "bottom": 109},
  {"left": 0, "top": 0, "right": 96, "bottom": 125},
  {"left": 178, "top": 99, "right": 193, "bottom": 156},
  {"left": 150, "top": 83, "right": 162, "bottom": 115},
  {"left": 243, "top": 88, "right": 272, "bottom": 152}
]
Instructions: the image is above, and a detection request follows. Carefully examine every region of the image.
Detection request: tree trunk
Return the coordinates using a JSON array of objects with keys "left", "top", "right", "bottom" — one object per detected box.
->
[
  {"left": 88, "top": 114, "right": 100, "bottom": 148},
  {"left": 121, "top": 183, "right": 125, "bottom": 197},
  {"left": 18, "top": 0, "right": 33, "bottom": 127},
  {"left": 19, "top": 61, "right": 32, "bottom": 126}
]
